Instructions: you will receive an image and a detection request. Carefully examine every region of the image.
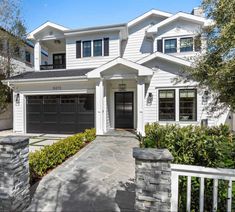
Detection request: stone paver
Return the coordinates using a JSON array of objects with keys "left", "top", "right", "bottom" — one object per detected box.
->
[{"left": 26, "top": 135, "right": 139, "bottom": 212}]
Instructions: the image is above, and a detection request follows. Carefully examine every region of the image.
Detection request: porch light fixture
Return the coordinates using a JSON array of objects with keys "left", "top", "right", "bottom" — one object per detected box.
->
[
  {"left": 118, "top": 80, "right": 126, "bottom": 92},
  {"left": 202, "top": 90, "right": 209, "bottom": 105},
  {"left": 147, "top": 92, "right": 153, "bottom": 104},
  {"left": 15, "top": 93, "right": 20, "bottom": 105}
]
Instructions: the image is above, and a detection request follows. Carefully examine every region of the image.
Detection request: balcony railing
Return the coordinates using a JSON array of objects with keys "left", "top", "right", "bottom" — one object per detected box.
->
[{"left": 40, "top": 64, "right": 66, "bottom": 70}]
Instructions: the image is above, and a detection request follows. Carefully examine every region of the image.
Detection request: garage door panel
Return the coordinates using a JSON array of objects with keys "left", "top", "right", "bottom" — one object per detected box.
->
[{"left": 26, "top": 94, "right": 94, "bottom": 134}]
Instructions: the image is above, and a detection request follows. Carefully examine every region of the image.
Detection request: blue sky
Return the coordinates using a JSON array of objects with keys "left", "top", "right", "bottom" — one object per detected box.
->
[{"left": 21, "top": 0, "right": 202, "bottom": 33}]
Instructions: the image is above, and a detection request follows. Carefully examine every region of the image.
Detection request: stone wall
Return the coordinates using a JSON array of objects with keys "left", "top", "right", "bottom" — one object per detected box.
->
[
  {"left": 133, "top": 148, "right": 173, "bottom": 212},
  {"left": 0, "top": 136, "right": 30, "bottom": 212}
]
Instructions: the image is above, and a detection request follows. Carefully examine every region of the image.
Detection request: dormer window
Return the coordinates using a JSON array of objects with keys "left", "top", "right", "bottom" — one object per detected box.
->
[
  {"left": 93, "top": 40, "right": 102, "bottom": 56},
  {"left": 180, "top": 37, "right": 193, "bottom": 52},
  {"left": 164, "top": 39, "right": 177, "bottom": 53},
  {"left": 83, "top": 41, "right": 91, "bottom": 57}
]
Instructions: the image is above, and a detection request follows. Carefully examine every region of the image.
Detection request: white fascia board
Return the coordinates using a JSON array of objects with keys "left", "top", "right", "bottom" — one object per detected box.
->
[
  {"left": 64, "top": 26, "right": 127, "bottom": 37},
  {"left": 128, "top": 9, "right": 172, "bottom": 27},
  {"left": 147, "top": 12, "right": 207, "bottom": 33},
  {"left": 86, "top": 58, "right": 153, "bottom": 78},
  {"left": 27, "top": 21, "right": 69, "bottom": 40},
  {"left": 3, "top": 76, "right": 87, "bottom": 85},
  {"left": 137, "top": 52, "right": 192, "bottom": 67}
]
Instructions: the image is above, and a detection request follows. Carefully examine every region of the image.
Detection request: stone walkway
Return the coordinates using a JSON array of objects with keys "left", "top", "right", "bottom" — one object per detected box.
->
[
  {"left": 0, "top": 130, "right": 69, "bottom": 152},
  {"left": 26, "top": 135, "right": 139, "bottom": 212}
]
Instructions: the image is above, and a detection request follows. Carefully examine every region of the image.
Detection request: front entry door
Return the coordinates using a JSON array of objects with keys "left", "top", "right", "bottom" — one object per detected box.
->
[{"left": 115, "top": 92, "right": 134, "bottom": 129}]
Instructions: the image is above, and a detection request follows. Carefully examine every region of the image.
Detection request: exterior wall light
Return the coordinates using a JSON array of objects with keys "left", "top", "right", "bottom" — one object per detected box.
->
[
  {"left": 202, "top": 90, "right": 209, "bottom": 104},
  {"left": 15, "top": 93, "right": 20, "bottom": 105},
  {"left": 147, "top": 93, "right": 153, "bottom": 104}
]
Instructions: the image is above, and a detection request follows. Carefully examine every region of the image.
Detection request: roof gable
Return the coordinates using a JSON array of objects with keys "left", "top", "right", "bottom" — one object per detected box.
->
[
  {"left": 27, "top": 21, "right": 69, "bottom": 40},
  {"left": 128, "top": 9, "right": 172, "bottom": 27},
  {"left": 147, "top": 12, "right": 211, "bottom": 33}
]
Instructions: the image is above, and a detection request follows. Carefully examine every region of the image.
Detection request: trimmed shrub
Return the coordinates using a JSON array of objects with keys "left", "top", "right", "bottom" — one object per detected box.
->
[
  {"left": 29, "top": 128, "right": 96, "bottom": 183},
  {"left": 140, "top": 123, "right": 235, "bottom": 211}
]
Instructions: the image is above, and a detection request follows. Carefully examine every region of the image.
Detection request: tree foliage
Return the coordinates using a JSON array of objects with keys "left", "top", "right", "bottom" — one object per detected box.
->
[
  {"left": 185, "top": 0, "right": 235, "bottom": 113},
  {"left": 0, "top": 0, "right": 26, "bottom": 112}
]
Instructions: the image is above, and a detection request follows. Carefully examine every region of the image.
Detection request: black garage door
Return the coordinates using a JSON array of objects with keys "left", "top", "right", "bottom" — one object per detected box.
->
[{"left": 26, "top": 94, "right": 94, "bottom": 134}]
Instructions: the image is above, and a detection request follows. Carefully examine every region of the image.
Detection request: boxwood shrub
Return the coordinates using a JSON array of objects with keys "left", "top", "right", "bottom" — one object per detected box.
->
[
  {"left": 29, "top": 128, "right": 96, "bottom": 184},
  {"left": 140, "top": 123, "right": 235, "bottom": 211}
]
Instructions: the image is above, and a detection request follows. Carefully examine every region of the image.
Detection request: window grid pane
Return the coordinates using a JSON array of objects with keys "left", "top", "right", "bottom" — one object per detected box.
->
[
  {"left": 180, "top": 37, "right": 193, "bottom": 52},
  {"left": 164, "top": 39, "right": 177, "bottom": 53},
  {"left": 83, "top": 41, "right": 91, "bottom": 57},
  {"left": 159, "top": 90, "right": 175, "bottom": 121},
  {"left": 93, "top": 40, "right": 102, "bottom": 56},
  {"left": 179, "top": 89, "right": 197, "bottom": 121}
]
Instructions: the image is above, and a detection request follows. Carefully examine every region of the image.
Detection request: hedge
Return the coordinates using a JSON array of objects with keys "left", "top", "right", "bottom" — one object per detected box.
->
[
  {"left": 29, "top": 128, "right": 96, "bottom": 184},
  {"left": 140, "top": 123, "right": 235, "bottom": 211}
]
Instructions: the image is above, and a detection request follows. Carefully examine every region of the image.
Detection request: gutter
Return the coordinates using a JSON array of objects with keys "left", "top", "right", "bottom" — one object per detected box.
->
[{"left": 2, "top": 75, "right": 88, "bottom": 85}]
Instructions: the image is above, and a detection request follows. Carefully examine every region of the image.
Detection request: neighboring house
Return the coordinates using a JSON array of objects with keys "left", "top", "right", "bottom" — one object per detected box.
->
[
  {"left": 3, "top": 8, "right": 234, "bottom": 135},
  {"left": 0, "top": 29, "right": 48, "bottom": 130}
]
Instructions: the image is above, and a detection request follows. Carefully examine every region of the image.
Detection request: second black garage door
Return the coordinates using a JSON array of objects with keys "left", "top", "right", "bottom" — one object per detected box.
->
[{"left": 26, "top": 94, "right": 94, "bottom": 134}]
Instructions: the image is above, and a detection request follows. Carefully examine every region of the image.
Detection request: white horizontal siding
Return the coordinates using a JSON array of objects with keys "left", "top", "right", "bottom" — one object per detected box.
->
[
  {"left": 66, "top": 33, "right": 120, "bottom": 69},
  {"left": 123, "top": 17, "right": 165, "bottom": 62},
  {"left": 13, "top": 93, "right": 24, "bottom": 133},
  {"left": 143, "top": 58, "right": 222, "bottom": 127}
]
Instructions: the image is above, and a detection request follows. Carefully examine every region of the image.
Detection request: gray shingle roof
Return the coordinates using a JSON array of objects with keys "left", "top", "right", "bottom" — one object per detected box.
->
[{"left": 8, "top": 69, "right": 93, "bottom": 80}]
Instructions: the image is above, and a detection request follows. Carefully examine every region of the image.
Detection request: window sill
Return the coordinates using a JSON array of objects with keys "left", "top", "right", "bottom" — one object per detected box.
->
[{"left": 157, "top": 121, "right": 199, "bottom": 124}]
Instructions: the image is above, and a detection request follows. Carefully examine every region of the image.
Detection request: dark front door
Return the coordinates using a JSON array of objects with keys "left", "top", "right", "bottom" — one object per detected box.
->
[
  {"left": 53, "top": 53, "right": 66, "bottom": 69},
  {"left": 26, "top": 94, "right": 94, "bottom": 134},
  {"left": 115, "top": 92, "right": 134, "bottom": 129}
]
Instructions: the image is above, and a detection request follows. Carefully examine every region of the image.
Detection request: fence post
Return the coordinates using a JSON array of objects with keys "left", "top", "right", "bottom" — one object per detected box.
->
[
  {"left": 133, "top": 148, "right": 173, "bottom": 212},
  {"left": 0, "top": 136, "right": 30, "bottom": 212}
]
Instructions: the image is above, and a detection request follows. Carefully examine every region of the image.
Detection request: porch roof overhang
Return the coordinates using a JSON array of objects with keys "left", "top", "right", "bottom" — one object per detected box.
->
[
  {"left": 86, "top": 58, "right": 153, "bottom": 79},
  {"left": 2, "top": 68, "right": 92, "bottom": 85},
  {"left": 137, "top": 52, "right": 192, "bottom": 67}
]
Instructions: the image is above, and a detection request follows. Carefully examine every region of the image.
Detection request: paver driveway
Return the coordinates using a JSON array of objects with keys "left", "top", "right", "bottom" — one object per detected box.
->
[{"left": 26, "top": 135, "right": 139, "bottom": 212}]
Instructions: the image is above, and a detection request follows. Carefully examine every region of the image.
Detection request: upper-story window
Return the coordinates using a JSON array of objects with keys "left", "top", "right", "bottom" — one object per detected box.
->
[
  {"left": 76, "top": 38, "right": 109, "bottom": 58},
  {"left": 164, "top": 39, "right": 177, "bottom": 53},
  {"left": 83, "top": 41, "right": 91, "bottom": 57},
  {"left": 180, "top": 37, "right": 193, "bottom": 52},
  {"left": 93, "top": 40, "right": 102, "bottom": 56},
  {"left": 25, "top": 51, "right": 31, "bottom": 63}
]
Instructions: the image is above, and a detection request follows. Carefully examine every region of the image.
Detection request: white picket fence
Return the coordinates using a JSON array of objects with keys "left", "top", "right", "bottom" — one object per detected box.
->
[{"left": 171, "top": 164, "right": 235, "bottom": 212}]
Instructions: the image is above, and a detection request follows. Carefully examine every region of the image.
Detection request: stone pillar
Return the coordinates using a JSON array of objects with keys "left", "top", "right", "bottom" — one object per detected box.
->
[
  {"left": 0, "top": 136, "right": 30, "bottom": 212},
  {"left": 133, "top": 148, "right": 174, "bottom": 212}
]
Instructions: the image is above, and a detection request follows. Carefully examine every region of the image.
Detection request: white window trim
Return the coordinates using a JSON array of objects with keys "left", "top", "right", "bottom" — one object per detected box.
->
[{"left": 156, "top": 88, "right": 198, "bottom": 122}]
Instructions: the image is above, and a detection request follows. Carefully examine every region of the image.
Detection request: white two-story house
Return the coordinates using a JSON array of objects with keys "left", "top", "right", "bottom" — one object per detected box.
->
[{"left": 3, "top": 8, "right": 234, "bottom": 135}]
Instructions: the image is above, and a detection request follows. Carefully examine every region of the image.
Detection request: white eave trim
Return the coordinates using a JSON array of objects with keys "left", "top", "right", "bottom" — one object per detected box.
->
[
  {"left": 3, "top": 76, "right": 87, "bottom": 84},
  {"left": 137, "top": 52, "right": 192, "bottom": 67},
  {"left": 86, "top": 57, "right": 153, "bottom": 78},
  {"left": 128, "top": 9, "right": 172, "bottom": 27},
  {"left": 147, "top": 12, "right": 209, "bottom": 33},
  {"left": 27, "top": 21, "right": 69, "bottom": 40}
]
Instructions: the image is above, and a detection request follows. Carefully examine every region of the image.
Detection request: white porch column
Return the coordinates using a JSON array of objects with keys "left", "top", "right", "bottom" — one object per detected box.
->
[
  {"left": 137, "top": 78, "right": 145, "bottom": 136},
  {"left": 95, "top": 79, "right": 104, "bottom": 135},
  {"left": 34, "top": 41, "right": 41, "bottom": 71}
]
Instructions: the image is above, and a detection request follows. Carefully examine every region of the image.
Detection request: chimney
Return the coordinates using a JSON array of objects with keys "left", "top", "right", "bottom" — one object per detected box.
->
[{"left": 191, "top": 7, "right": 204, "bottom": 17}]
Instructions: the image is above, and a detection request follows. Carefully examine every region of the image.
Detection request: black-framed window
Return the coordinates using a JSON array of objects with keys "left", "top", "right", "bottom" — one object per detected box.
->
[
  {"left": 179, "top": 89, "right": 197, "bottom": 121},
  {"left": 83, "top": 41, "right": 91, "bottom": 57},
  {"left": 93, "top": 39, "right": 102, "bottom": 56},
  {"left": 159, "top": 90, "right": 175, "bottom": 121},
  {"left": 25, "top": 51, "right": 31, "bottom": 63},
  {"left": 180, "top": 37, "right": 193, "bottom": 52},
  {"left": 164, "top": 39, "right": 177, "bottom": 53}
]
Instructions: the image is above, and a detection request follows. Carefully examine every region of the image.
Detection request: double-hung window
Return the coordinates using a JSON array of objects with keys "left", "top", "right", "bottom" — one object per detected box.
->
[
  {"left": 164, "top": 39, "right": 177, "bottom": 53},
  {"left": 180, "top": 37, "right": 193, "bottom": 52},
  {"left": 93, "top": 39, "right": 102, "bottom": 56},
  {"left": 159, "top": 90, "right": 175, "bottom": 121},
  {"left": 83, "top": 41, "right": 91, "bottom": 57},
  {"left": 179, "top": 89, "right": 197, "bottom": 121}
]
